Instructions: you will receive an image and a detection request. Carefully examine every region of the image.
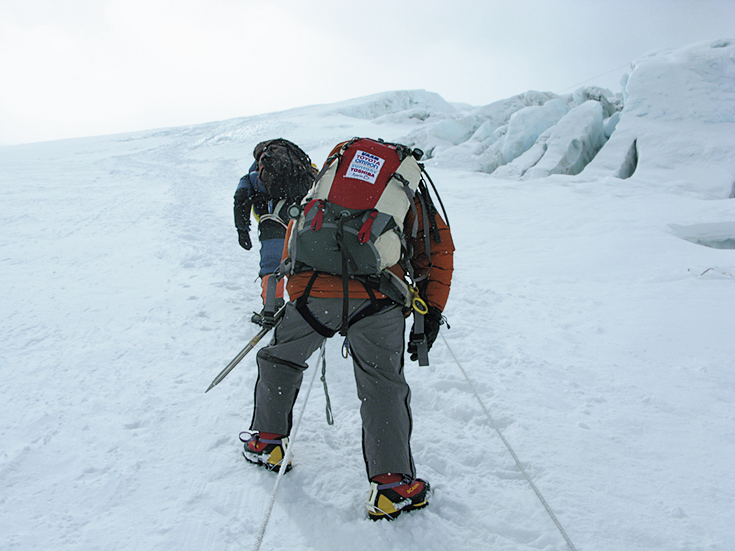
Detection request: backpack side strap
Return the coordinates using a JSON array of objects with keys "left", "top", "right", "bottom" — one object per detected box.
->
[{"left": 294, "top": 273, "right": 339, "bottom": 338}]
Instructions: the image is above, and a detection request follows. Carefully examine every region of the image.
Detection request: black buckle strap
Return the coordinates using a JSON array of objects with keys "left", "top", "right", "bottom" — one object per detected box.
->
[{"left": 294, "top": 272, "right": 338, "bottom": 338}]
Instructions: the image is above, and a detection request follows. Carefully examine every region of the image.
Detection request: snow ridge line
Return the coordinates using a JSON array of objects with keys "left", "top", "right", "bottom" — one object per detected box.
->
[
  {"left": 251, "top": 342, "right": 324, "bottom": 551},
  {"left": 439, "top": 334, "right": 579, "bottom": 551}
]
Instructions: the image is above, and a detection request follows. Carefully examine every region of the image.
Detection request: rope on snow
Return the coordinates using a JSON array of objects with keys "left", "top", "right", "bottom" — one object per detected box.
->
[
  {"left": 251, "top": 342, "right": 325, "bottom": 551},
  {"left": 251, "top": 334, "right": 580, "bottom": 551},
  {"left": 439, "top": 333, "right": 580, "bottom": 551}
]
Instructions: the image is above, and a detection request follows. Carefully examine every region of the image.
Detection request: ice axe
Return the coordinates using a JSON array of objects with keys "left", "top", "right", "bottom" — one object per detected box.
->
[{"left": 205, "top": 304, "right": 287, "bottom": 392}]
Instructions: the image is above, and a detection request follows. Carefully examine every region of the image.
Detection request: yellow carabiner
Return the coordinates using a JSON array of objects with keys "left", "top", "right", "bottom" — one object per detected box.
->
[{"left": 410, "top": 287, "right": 429, "bottom": 315}]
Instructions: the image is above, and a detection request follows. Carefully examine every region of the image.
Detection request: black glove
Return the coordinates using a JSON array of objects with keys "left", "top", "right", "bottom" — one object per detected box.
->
[
  {"left": 238, "top": 229, "right": 252, "bottom": 250},
  {"left": 407, "top": 305, "right": 444, "bottom": 362}
]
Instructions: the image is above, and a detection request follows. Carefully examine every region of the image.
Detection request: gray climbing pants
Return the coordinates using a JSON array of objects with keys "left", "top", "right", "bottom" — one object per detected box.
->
[{"left": 250, "top": 296, "right": 415, "bottom": 479}]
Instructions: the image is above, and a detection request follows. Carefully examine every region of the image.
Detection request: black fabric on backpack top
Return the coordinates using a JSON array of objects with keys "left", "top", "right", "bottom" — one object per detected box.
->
[{"left": 256, "top": 138, "right": 315, "bottom": 202}]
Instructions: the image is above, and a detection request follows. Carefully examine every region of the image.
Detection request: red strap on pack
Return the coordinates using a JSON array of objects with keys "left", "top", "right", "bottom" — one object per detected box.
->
[
  {"left": 358, "top": 210, "right": 378, "bottom": 243},
  {"left": 308, "top": 199, "right": 325, "bottom": 231},
  {"left": 304, "top": 198, "right": 319, "bottom": 215}
]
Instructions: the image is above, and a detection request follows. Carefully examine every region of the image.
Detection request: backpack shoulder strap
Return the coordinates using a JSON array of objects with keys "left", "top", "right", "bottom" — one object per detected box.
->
[{"left": 258, "top": 199, "right": 289, "bottom": 229}]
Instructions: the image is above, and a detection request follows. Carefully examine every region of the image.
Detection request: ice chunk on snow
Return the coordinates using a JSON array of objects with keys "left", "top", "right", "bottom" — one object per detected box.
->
[
  {"left": 405, "top": 90, "right": 561, "bottom": 162},
  {"left": 571, "top": 86, "right": 622, "bottom": 118},
  {"left": 467, "top": 90, "right": 560, "bottom": 146},
  {"left": 500, "top": 100, "right": 570, "bottom": 165},
  {"left": 603, "top": 112, "right": 621, "bottom": 138},
  {"left": 492, "top": 131, "right": 551, "bottom": 179},
  {"left": 522, "top": 100, "right": 605, "bottom": 179},
  {"left": 583, "top": 39, "right": 735, "bottom": 195},
  {"left": 478, "top": 99, "right": 570, "bottom": 174},
  {"left": 669, "top": 222, "right": 735, "bottom": 249},
  {"left": 427, "top": 118, "right": 479, "bottom": 146}
]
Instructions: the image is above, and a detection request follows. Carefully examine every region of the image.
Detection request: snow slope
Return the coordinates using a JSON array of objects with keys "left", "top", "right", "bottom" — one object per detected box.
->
[{"left": 1, "top": 39, "right": 733, "bottom": 551}]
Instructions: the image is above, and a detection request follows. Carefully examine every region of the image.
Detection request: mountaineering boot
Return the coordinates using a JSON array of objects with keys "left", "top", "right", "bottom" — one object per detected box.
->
[
  {"left": 366, "top": 474, "right": 431, "bottom": 520},
  {"left": 239, "top": 431, "right": 292, "bottom": 473},
  {"left": 251, "top": 298, "right": 285, "bottom": 326}
]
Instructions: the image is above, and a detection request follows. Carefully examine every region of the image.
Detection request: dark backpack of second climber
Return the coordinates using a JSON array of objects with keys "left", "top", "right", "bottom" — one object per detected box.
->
[{"left": 256, "top": 138, "right": 315, "bottom": 202}]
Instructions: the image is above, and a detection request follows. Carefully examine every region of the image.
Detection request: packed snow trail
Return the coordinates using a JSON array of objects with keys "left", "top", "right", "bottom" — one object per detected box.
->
[
  {"left": 1, "top": 39, "right": 733, "bottom": 551},
  {"left": 440, "top": 332, "right": 579, "bottom": 551}
]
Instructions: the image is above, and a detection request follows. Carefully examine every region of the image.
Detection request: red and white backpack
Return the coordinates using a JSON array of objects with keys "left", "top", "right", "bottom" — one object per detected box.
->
[{"left": 287, "top": 138, "right": 425, "bottom": 304}]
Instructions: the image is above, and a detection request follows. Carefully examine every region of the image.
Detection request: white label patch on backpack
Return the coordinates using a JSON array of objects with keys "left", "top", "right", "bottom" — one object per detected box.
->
[{"left": 345, "top": 150, "right": 385, "bottom": 184}]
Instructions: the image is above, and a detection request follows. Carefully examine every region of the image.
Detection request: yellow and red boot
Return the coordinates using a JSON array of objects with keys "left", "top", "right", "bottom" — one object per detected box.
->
[
  {"left": 239, "top": 431, "right": 291, "bottom": 473},
  {"left": 366, "top": 473, "right": 431, "bottom": 520}
]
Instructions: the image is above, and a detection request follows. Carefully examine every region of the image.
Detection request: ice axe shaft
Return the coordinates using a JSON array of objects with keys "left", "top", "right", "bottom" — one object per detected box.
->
[{"left": 205, "top": 305, "right": 286, "bottom": 393}]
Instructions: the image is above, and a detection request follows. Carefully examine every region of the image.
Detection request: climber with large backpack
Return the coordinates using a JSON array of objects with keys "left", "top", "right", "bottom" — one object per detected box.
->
[
  {"left": 239, "top": 137, "right": 454, "bottom": 520},
  {"left": 233, "top": 138, "right": 315, "bottom": 325}
]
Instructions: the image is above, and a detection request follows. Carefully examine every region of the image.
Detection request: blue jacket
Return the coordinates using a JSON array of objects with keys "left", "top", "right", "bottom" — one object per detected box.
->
[
  {"left": 235, "top": 162, "right": 269, "bottom": 221},
  {"left": 234, "top": 162, "right": 290, "bottom": 277}
]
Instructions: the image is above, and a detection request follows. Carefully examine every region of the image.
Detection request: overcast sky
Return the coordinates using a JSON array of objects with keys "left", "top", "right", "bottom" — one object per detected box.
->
[{"left": 1, "top": 0, "right": 733, "bottom": 145}]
